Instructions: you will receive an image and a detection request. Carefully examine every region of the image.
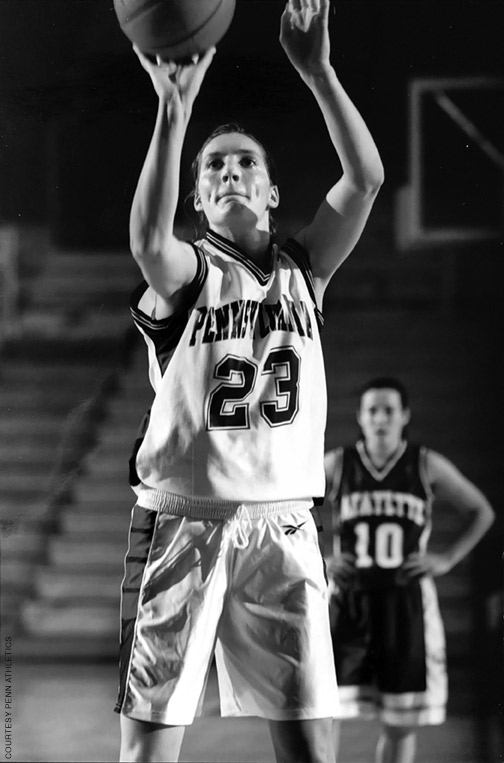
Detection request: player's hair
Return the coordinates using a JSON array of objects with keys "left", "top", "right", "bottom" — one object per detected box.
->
[
  {"left": 186, "top": 123, "right": 278, "bottom": 238},
  {"left": 358, "top": 377, "right": 410, "bottom": 409}
]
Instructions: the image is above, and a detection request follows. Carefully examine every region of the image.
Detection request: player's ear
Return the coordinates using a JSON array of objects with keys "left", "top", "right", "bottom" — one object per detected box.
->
[
  {"left": 402, "top": 407, "right": 411, "bottom": 427},
  {"left": 194, "top": 192, "right": 203, "bottom": 211},
  {"left": 268, "top": 185, "right": 279, "bottom": 209}
]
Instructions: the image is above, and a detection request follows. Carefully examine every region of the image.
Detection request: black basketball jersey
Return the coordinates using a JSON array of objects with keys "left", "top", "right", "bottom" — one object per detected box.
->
[{"left": 333, "top": 441, "right": 433, "bottom": 589}]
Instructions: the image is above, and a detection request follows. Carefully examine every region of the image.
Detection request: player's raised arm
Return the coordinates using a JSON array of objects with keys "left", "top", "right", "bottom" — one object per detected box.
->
[
  {"left": 280, "top": 0, "right": 384, "bottom": 299},
  {"left": 129, "top": 47, "right": 215, "bottom": 304}
]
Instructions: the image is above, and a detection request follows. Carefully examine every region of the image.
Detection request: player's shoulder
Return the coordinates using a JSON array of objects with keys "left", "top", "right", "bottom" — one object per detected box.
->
[
  {"left": 279, "top": 234, "right": 311, "bottom": 269},
  {"left": 423, "top": 447, "right": 457, "bottom": 476}
]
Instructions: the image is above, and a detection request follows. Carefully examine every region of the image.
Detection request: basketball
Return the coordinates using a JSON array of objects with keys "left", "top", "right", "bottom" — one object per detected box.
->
[{"left": 113, "top": 0, "right": 236, "bottom": 62}]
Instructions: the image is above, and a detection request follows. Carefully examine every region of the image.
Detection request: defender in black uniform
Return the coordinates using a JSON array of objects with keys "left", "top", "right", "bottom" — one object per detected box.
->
[{"left": 324, "top": 377, "right": 494, "bottom": 763}]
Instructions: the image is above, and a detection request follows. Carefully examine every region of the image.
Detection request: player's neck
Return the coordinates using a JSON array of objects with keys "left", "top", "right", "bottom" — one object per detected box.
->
[
  {"left": 363, "top": 439, "right": 405, "bottom": 468},
  {"left": 212, "top": 224, "right": 273, "bottom": 269}
]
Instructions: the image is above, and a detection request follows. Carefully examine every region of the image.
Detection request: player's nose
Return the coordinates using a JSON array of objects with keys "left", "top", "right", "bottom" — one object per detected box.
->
[{"left": 221, "top": 158, "right": 241, "bottom": 182}]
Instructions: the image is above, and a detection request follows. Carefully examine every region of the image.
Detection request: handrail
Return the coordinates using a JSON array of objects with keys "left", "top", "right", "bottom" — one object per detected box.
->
[{"left": 0, "top": 226, "right": 20, "bottom": 347}]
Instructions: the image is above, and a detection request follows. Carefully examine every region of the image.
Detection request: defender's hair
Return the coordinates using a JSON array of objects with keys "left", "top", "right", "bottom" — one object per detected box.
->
[{"left": 358, "top": 377, "right": 410, "bottom": 409}]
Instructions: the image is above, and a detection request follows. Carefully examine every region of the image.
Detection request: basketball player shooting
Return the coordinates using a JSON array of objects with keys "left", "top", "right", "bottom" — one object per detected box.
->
[{"left": 115, "top": 1, "right": 384, "bottom": 761}]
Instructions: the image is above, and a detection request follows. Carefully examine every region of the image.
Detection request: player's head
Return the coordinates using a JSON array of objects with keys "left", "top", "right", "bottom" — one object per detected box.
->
[
  {"left": 356, "top": 377, "right": 410, "bottom": 448},
  {"left": 190, "top": 124, "right": 279, "bottom": 236}
]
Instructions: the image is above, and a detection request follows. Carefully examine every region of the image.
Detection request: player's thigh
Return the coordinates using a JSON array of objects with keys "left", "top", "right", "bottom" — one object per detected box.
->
[
  {"left": 216, "top": 510, "right": 338, "bottom": 720},
  {"left": 382, "top": 723, "right": 417, "bottom": 741},
  {"left": 268, "top": 718, "right": 335, "bottom": 763},
  {"left": 119, "top": 715, "right": 185, "bottom": 763},
  {"left": 330, "top": 589, "right": 373, "bottom": 685}
]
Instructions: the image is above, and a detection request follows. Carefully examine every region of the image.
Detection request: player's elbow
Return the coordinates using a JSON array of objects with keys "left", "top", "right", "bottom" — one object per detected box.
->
[
  {"left": 357, "top": 163, "right": 385, "bottom": 197},
  {"left": 350, "top": 155, "right": 385, "bottom": 197},
  {"left": 482, "top": 500, "right": 495, "bottom": 530},
  {"left": 130, "top": 225, "right": 166, "bottom": 266},
  {"left": 130, "top": 238, "right": 158, "bottom": 265}
]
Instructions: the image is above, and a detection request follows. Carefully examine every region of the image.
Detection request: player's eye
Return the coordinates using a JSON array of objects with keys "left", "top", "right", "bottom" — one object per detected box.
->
[
  {"left": 206, "top": 158, "right": 223, "bottom": 170},
  {"left": 240, "top": 156, "right": 256, "bottom": 168}
]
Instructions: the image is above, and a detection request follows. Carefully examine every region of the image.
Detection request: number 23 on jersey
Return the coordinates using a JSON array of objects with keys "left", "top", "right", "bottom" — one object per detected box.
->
[{"left": 206, "top": 347, "right": 301, "bottom": 430}]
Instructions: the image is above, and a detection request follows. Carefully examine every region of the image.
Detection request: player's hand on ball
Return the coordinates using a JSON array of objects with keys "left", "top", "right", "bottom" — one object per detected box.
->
[
  {"left": 280, "top": 0, "right": 331, "bottom": 78},
  {"left": 133, "top": 45, "right": 216, "bottom": 122},
  {"left": 401, "top": 551, "right": 453, "bottom": 579}
]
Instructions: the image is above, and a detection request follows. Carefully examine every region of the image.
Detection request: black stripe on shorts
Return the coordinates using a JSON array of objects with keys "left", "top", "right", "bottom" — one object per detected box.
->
[{"left": 114, "top": 504, "right": 157, "bottom": 714}]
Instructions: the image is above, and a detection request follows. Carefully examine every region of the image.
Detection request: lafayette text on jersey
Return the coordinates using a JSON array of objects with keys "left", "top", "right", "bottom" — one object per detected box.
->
[
  {"left": 330, "top": 441, "right": 434, "bottom": 588},
  {"left": 130, "top": 230, "right": 327, "bottom": 508}
]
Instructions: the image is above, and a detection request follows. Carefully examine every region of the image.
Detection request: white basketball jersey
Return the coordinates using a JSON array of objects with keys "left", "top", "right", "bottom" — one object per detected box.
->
[{"left": 131, "top": 230, "right": 327, "bottom": 504}]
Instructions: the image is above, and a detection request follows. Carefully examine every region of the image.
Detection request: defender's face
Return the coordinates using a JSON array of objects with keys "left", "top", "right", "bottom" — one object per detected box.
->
[
  {"left": 194, "top": 132, "right": 279, "bottom": 230},
  {"left": 357, "top": 389, "right": 410, "bottom": 449}
]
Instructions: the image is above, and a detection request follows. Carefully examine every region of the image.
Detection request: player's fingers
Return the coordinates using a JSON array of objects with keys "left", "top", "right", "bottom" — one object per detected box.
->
[
  {"left": 132, "top": 43, "right": 152, "bottom": 70},
  {"left": 319, "top": 0, "right": 330, "bottom": 20},
  {"left": 402, "top": 553, "right": 423, "bottom": 567},
  {"left": 197, "top": 46, "right": 216, "bottom": 69},
  {"left": 187, "top": 47, "right": 216, "bottom": 87},
  {"left": 290, "top": 0, "right": 302, "bottom": 10}
]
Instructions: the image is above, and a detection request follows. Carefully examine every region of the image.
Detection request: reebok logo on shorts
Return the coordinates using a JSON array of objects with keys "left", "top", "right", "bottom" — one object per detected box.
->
[{"left": 282, "top": 521, "right": 307, "bottom": 535}]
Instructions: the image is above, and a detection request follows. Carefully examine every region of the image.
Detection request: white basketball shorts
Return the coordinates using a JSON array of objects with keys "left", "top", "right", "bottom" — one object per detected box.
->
[{"left": 115, "top": 502, "right": 339, "bottom": 726}]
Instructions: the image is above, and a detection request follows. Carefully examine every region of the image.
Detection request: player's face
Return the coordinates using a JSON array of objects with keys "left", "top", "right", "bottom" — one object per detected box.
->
[
  {"left": 357, "top": 389, "right": 410, "bottom": 451},
  {"left": 194, "top": 132, "right": 279, "bottom": 232}
]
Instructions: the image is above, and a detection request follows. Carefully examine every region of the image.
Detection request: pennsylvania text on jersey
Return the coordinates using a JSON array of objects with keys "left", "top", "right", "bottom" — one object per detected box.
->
[{"left": 189, "top": 298, "right": 314, "bottom": 346}]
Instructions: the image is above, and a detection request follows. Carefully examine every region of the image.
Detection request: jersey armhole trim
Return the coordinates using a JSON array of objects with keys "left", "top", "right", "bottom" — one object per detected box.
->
[
  {"left": 419, "top": 445, "right": 434, "bottom": 501},
  {"left": 129, "top": 245, "right": 208, "bottom": 332},
  {"left": 281, "top": 237, "right": 324, "bottom": 328}
]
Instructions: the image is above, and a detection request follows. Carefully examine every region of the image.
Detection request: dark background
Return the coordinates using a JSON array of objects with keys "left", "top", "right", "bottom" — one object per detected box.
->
[{"left": 0, "top": 0, "right": 503, "bottom": 248}]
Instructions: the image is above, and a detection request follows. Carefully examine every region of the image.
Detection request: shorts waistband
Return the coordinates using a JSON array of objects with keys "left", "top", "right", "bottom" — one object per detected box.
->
[{"left": 136, "top": 487, "right": 313, "bottom": 520}]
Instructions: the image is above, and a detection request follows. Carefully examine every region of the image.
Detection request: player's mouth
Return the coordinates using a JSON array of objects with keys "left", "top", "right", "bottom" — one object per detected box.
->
[{"left": 218, "top": 191, "right": 247, "bottom": 201}]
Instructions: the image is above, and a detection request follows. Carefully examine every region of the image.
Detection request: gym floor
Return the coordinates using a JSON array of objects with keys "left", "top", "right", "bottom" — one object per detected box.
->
[{"left": 9, "top": 662, "right": 499, "bottom": 762}]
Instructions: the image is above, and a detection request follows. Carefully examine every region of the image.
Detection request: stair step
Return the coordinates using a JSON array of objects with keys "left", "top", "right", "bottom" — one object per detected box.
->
[
  {"left": 20, "top": 310, "right": 131, "bottom": 340},
  {"left": 0, "top": 473, "right": 54, "bottom": 492},
  {"left": 30, "top": 274, "right": 136, "bottom": 293},
  {"left": 0, "top": 413, "right": 65, "bottom": 433},
  {"left": 0, "top": 361, "right": 108, "bottom": 380},
  {"left": 48, "top": 538, "right": 126, "bottom": 568},
  {"left": 21, "top": 601, "right": 119, "bottom": 637},
  {"left": 0, "top": 386, "right": 87, "bottom": 406},
  {"left": 61, "top": 511, "right": 131, "bottom": 535},
  {"left": 90, "top": 429, "right": 140, "bottom": 450},
  {"left": 105, "top": 396, "right": 154, "bottom": 418},
  {"left": 0, "top": 461, "right": 58, "bottom": 479},
  {"left": 12, "top": 634, "right": 118, "bottom": 660},
  {"left": 0, "top": 560, "right": 40, "bottom": 589},
  {"left": 76, "top": 474, "right": 134, "bottom": 493},
  {"left": 35, "top": 570, "right": 122, "bottom": 602},
  {"left": 68, "top": 496, "right": 136, "bottom": 514},
  {"left": 72, "top": 481, "right": 135, "bottom": 503},
  {"left": 0, "top": 501, "right": 54, "bottom": 529},
  {"left": 0, "top": 530, "right": 48, "bottom": 560},
  {"left": 85, "top": 450, "right": 137, "bottom": 470},
  {"left": 42, "top": 249, "right": 133, "bottom": 272},
  {"left": 0, "top": 456, "right": 64, "bottom": 475}
]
